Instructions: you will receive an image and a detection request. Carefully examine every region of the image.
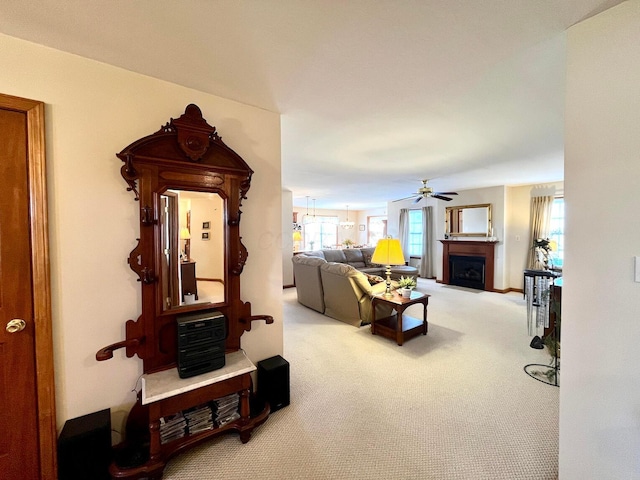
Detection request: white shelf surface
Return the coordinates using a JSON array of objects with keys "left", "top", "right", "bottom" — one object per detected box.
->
[{"left": 141, "top": 350, "right": 256, "bottom": 405}]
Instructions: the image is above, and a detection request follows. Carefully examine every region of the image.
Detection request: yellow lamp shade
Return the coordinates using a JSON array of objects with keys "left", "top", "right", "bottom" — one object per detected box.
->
[
  {"left": 372, "top": 238, "right": 405, "bottom": 266},
  {"left": 179, "top": 227, "right": 191, "bottom": 240},
  {"left": 292, "top": 231, "right": 302, "bottom": 242}
]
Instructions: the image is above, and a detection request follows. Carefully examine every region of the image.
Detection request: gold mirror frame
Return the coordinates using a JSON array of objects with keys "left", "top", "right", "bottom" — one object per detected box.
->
[{"left": 445, "top": 203, "right": 492, "bottom": 237}]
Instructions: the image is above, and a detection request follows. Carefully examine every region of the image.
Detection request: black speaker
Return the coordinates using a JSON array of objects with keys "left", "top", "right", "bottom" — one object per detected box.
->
[
  {"left": 58, "top": 408, "right": 111, "bottom": 480},
  {"left": 257, "top": 355, "right": 290, "bottom": 412}
]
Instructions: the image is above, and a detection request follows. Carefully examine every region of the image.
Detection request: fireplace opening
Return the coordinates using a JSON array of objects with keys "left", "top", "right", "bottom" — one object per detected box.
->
[{"left": 449, "top": 255, "right": 486, "bottom": 290}]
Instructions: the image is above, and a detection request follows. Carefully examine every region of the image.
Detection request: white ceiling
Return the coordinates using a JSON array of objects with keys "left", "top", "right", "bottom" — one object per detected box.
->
[{"left": 0, "top": 0, "right": 623, "bottom": 209}]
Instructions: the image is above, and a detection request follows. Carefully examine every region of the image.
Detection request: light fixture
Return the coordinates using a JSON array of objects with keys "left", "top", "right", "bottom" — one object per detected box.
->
[
  {"left": 180, "top": 227, "right": 191, "bottom": 261},
  {"left": 371, "top": 237, "right": 406, "bottom": 297},
  {"left": 302, "top": 196, "right": 313, "bottom": 224},
  {"left": 340, "top": 205, "right": 355, "bottom": 229},
  {"left": 312, "top": 198, "right": 316, "bottom": 223}
]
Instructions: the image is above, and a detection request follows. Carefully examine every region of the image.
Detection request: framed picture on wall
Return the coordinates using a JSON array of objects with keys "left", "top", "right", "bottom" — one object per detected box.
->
[
  {"left": 202, "top": 221, "right": 210, "bottom": 229},
  {"left": 359, "top": 224, "right": 365, "bottom": 231},
  {"left": 202, "top": 232, "right": 210, "bottom": 240}
]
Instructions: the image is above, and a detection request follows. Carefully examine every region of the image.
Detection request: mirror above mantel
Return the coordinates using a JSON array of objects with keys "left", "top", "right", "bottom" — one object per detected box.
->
[{"left": 445, "top": 203, "right": 492, "bottom": 237}]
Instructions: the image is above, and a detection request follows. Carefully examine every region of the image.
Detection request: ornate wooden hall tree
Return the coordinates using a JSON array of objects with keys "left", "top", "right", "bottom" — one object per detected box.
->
[{"left": 96, "top": 104, "right": 273, "bottom": 479}]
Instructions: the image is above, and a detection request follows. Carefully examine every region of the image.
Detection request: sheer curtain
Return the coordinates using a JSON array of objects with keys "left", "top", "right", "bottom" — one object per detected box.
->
[
  {"left": 526, "top": 195, "right": 554, "bottom": 269},
  {"left": 398, "top": 208, "right": 409, "bottom": 258},
  {"left": 419, "top": 206, "right": 433, "bottom": 278}
]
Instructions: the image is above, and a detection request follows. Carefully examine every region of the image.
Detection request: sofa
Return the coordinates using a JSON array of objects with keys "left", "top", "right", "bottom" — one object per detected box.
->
[
  {"left": 292, "top": 253, "right": 397, "bottom": 327},
  {"left": 302, "top": 247, "right": 384, "bottom": 275},
  {"left": 302, "top": 247, "right": 419, "bottom": 279}
]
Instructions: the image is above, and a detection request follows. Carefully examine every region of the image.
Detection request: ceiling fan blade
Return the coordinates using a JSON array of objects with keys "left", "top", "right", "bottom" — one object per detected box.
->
[
  {"left": 435, "top": 192, "right": 458, "bottom": 195},
  {"left": 431, "top": 194, "right": 453, "bottom": 201},
  {"left": 413, "top": 196, "right": 423, "bottom": 204},
  {"left": 393, "top": 195, "right": 418, "bottom": 202}
]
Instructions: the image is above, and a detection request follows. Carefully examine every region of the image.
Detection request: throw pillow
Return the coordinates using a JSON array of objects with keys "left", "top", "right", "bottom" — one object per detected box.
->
[
  {"left": 365, "top": 273, "right": 384, "bottom": 285},
  {"left": 364, "top": 254, "right": 383, "bottom": 268}
]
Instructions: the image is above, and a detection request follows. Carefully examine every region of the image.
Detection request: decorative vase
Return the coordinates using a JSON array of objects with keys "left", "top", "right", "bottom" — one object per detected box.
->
[{"left": 401, "top": 288, "right": 412, "bottom": 298}]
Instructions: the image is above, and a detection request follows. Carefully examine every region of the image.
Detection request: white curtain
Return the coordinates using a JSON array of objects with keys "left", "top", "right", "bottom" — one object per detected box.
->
[
  {"left": 419, "top": 206, "right": 433, "bottom": 278},
  {"left": 398, "top": 208, "right": 410, "bottom": 260},
  {"left": 526, "top": 195, "right": 554, "bottom": 269}
]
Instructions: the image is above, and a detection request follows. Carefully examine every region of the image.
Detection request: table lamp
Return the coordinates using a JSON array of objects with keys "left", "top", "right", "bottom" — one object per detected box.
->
[
  {"left": 292, "top": 230, "right": 302, "bottom": 251},
  {"left": 180, "top": 227, "right": 191, "bottom": 261},
  {"left": 372, "top": 237, "right": 405, "bottom": 297}
]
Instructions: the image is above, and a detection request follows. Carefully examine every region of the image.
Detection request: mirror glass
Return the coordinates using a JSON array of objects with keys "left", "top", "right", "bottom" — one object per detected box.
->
[
  {"left": 160, "top": 189, "right": 226, "bottom": 310},
  {"left": 445, "top": 203, "right": 492, "bottom": 237}
]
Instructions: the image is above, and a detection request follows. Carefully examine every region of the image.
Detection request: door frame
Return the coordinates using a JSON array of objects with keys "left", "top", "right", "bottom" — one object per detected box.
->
[{"left": 0, "top": 93, "right": 57, "bottom": 478}]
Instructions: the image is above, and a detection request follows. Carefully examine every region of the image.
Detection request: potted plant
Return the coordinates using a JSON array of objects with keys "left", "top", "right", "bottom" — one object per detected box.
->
[
  {"left": 342, "top": 238, "right": 354, "bottom": 249},
  {"left": 397, "top": 275, "right": 417, "bottom": 298},
  {"left": 532, "top": 238, "right": 557, "bottom": 270}
]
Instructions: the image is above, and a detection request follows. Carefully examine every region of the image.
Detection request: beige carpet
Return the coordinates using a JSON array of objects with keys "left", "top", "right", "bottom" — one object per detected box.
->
[{"left": 163, "top": 279, "right": 558, "bottom": 479}]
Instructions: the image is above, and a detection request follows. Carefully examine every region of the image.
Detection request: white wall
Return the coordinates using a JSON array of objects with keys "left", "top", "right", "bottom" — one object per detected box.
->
[
  {"left": 0, "top": 33, "right": 283, "bottom": 431},
  {"left": 562, "top": 2, "right": 640, "bottom": 478},
  {"left": 282, "top": 189, "right": 294, "bottom": 286}
]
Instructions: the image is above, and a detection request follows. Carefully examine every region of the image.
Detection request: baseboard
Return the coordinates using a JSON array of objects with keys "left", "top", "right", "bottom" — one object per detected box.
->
[
  {"left": 492, "top": 288, "right": 510, "bottom": 294},
  {"left": 437, "top": 280, "right": 522, "bottom": 295}
]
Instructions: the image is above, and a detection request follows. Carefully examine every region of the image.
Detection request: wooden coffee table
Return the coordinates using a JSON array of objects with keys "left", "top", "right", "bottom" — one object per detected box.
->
[{"left": 371, "top": 290, "right": 430, "bottom": 346}]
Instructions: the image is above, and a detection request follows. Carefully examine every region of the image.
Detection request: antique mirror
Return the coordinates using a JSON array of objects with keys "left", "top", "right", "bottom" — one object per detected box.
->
[
  {"left": 445, "top": 203, "right": 492, "bottom": 237},
  {"left": 96, "top": 104, "right": 272, "bottom": 373},
  {"left": 159, "top": 189, "right": 225, "bottom": 310}
]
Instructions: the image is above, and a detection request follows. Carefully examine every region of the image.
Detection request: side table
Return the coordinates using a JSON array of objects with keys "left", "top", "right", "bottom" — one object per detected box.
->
[{"left": 371, "top": 291, "right": 430, "bottom": 345}]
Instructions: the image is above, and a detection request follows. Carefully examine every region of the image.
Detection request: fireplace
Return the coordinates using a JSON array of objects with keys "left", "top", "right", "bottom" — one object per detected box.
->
[
  {"left": 449, "top": 255, "right": 485, "bottom": 290},
  {"left": 440, "top": 240, "right": 497, "bottom": 291}
]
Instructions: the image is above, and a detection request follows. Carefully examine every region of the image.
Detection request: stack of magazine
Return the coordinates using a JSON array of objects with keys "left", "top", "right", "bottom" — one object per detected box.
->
[
  {"left": 213, "top": 393, "right": 240, "bottom": 427},
  {"left": 184, "top": 404, "right": 214, "bottom": 435},
  {"left": 158, "top": 393, "right": 241, "bottom": 444},
  {"left": 159, "top": 412, "right": 186, "bottom": 444}
]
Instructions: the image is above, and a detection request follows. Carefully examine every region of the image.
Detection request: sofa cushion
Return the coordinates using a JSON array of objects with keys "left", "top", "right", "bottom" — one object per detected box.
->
[
  {"left": 323, "top": 249, "right": 347, "bottom": 263},
  {"left": 304, "top": 250, "right": 325, "bottom": 259},
  {"left": 292, "top": 254, "right": 326, "bottom": 267},
  {"left": 318, "top": 262, "right": 398, "bottom": 327},
  {"left": 291, "top": 254, "right": 327, "bottom": 313},
  {"left": 361, "top": 247, "right": 383, "bottom": 267},
  {"left": 342, "top": 248, "right": 367, "bottom": 268}
]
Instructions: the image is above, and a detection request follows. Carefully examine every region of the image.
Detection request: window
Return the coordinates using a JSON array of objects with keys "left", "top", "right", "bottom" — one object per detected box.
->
[
  {"left": 302, "top": 216, "right": 338, "bottom": 250},
  {"left": 548, "top": 198, "right": 564, "bottom": 268},
  {"left": 367, "top": 216, "right": 387, "bottom": 246},
  {"left": 407, "top": 210, "right": 423, "bottom": 256}
]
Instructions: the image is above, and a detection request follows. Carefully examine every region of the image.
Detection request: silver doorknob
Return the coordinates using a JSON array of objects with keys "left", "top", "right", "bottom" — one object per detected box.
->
[{"left": 6, "top": 319, "right": 26, "bottom": 333}]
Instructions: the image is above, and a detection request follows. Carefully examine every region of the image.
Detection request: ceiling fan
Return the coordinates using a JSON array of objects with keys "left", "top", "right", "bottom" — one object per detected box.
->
[{"left": 393, "top": 179, "right": 458, "bottom": 203}]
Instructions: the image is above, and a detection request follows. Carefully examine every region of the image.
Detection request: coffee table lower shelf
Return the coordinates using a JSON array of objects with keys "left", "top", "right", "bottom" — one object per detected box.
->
[{"left": 372, "top": 314, "right": 426, "bottom": 344}]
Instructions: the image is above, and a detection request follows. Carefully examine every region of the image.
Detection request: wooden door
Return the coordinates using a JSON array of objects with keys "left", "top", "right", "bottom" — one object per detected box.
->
[{"left": 0, "top": 94, "right": 56, "bottom": 479}]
